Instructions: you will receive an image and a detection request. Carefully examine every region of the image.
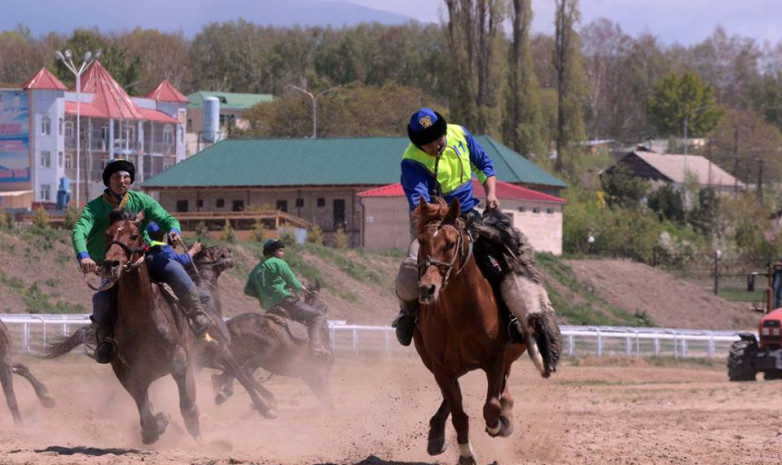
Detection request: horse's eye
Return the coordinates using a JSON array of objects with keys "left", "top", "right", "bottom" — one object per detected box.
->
[
  {"left": 444, "top": 242, "right": 455, "bottom": 251},
  {"left": 130, "top": 234, "right": 139, "bottom": 240}
]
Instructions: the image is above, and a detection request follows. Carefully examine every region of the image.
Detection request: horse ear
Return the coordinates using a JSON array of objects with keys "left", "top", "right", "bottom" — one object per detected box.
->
[
  {"left": 134, "top": 211, "right": 145, "bottom": 224},
  {"left": 443, "top": 198, "right": 460, "bottom": 225}
]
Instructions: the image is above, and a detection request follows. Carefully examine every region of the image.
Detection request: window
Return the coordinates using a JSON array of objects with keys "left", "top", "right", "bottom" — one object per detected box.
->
[
  {"left": 65, "top": 153, "right": 73, "bottom": 169},
  {"left": 317, "top": 198, "right": 325, "bottom": 207},
  {"left": 216, "top": 198, "right": 225, "bottom": 208},
  {"left": 333, "top": 199, "right": 345, "bottom": 230},
  {"left": 163, "top": 124, "right": 174, "bottom": 144},
  {"left": 58, "top": 117, "right": 63, "bottom": 136},
  {"left": 196, "top": 199, "right": 203, "bottom": 208},
  {"left": 64, "top": 121, "right": 73, "bottom": 139},
  {"left": 232, "top": 200, "right": 244, "bottom": 212},
  {"left": 40, "top": 151, "right": 51, "bottom": 168},
  {"left": 295, "top": 198, "right": 304, "bottom": 208},
  {"left": 276, "top": 200, "right": 288, "bottom": 212},
  {"left": 40, "top": 184, "right": 51, "bottom": 201},
  {"left": 532, "top": 207, "right": 540, "bottom": 214},
  {"left": 518, "top": 206, "right": 526, "bottom": 213},
  {"left": 176, "top": 200, "right": 188, "bottom": 213},
  {"left": 58, "top": 151, "right": 63, "bottom": 168},
  {"left": 546, "top": 208, "right": 554, "bottom": 214},
  {"left": 41, "top": 116, "right": 51, "bottom": 135}
]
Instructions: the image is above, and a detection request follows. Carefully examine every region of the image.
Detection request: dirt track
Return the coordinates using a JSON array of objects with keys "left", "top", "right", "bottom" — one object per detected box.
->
[{"left": 0, "top": 354, "right": 779, "bottom": 465}]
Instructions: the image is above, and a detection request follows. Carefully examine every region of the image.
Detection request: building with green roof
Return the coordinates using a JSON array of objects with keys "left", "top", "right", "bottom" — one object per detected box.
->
[
  {"left": 186, "top": 91, "right": 273, "bottom": 137},
  {"left": 142, "top": 136, "right": 566, "bottom": 246}
]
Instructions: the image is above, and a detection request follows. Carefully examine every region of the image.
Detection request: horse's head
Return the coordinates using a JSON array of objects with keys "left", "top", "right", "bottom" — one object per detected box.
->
[
  {"left": 102, "top": 209, "right": 146, "bottom": 281},
  {"left": 193, "top": 245, "right": 235, "bottom": 276},
  {"left": 416, "top": 197, "right": 468, "bottom": 305}
]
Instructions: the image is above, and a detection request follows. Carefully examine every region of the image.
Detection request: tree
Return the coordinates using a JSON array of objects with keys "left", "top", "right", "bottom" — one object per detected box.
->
[
  {"left": 553, "top": 0, "right": 587, "bottom": 175},
  {"left": 504, "top": 0, "right": 545, "bottom": 157},
  {"left": 600, "top": 163, "right": 650, "bottom": 209},
  {"left": 688, "top": 187, "right": 719, "bottom": 238},
  {"left": 647, "top": 184, "right": 685, "bottom": 225},
  {"left": 647, "top": 71, "right": 724, "bottom": 139}
]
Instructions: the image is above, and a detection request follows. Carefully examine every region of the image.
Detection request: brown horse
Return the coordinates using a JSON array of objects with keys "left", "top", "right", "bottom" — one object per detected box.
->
[
  {"left": 0, "top": 320, "right": 55, "bottom": 424},
  {"left": 211, "top": 281, "right": 334, "bottom": 406},
  {"left": 413, "top": 198, "right": 560, "bottom": 465},
  {"left": 98, "top": 209, "right": 202, "bottom": 444},
  {"left": 38, "top": 244, "right": 277, "bottom": 418}
]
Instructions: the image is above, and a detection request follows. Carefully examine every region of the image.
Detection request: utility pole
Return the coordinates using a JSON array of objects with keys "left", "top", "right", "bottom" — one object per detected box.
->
[{"left": 758, "top": 159, "right": 764, "bottom": 205}]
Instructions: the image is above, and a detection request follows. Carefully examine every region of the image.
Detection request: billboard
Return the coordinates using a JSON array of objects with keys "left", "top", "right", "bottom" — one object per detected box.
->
[{"left": 0, "top": 90, "right": 30, "bottom": 183}]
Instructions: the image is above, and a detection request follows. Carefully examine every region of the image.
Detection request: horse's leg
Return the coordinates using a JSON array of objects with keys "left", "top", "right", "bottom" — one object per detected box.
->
[
  {"left": 240, "top": 358, "right": 278, "bottom": 407},
  {"left": 302, "top": 366, "right": 333, "bottom": 407},
  {"left": 12, "top": 363, "right": 55, "bottom": 408},
  {"left": 211, "top": 370, "right": 234, "bottom": 405},
  {"left": 426, "top": 399, "right": 450, "bottom": 456},
  {"left": 218, "top": 349, "right": 276, "bottom": 418},
  {"left": 483, "top": 356, "right": 509, "bottom": 438},
  {"left": 170, "top": 345, "right": 201, "bottom": 442},
  {"left": 118, "top": 373, "right": 165, "bottom": 445},
  {"left": 0, "top": 360, "right": 21, "bottom": 425},
  {"left": 433, "top": 369, "right": 476, "bottom": 465},
  {"left": 498, "top": 371, "right": 515, "bottom": 437}
]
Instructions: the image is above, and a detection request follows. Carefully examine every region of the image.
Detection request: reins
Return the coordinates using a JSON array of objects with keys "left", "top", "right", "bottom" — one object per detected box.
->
[
  {"left": 84, "top": 236, "right": 147, "bottom": 291},
  {"left": 419, "top": 221, "right": 473, "bottom": 290}
]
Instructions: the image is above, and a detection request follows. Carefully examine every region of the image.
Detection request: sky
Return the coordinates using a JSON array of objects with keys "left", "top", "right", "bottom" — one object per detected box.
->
[{"left": 346, "top": 0, "right": 782, "bottom": 46}]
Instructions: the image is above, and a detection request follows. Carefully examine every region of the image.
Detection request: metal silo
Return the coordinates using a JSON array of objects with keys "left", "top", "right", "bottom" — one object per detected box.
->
[{"left": 202, "top": 96, "right": 220, "bottom": 143}]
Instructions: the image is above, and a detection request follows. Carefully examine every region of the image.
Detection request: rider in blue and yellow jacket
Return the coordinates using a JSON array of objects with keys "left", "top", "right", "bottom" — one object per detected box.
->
[{"left": 393, "top": 108, "right": 500, "bottom": 346}]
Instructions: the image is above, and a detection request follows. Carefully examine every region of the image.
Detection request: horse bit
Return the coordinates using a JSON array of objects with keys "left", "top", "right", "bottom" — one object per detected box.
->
[{"left": 84, "top": 239, "right": 147, "bottom": 291}]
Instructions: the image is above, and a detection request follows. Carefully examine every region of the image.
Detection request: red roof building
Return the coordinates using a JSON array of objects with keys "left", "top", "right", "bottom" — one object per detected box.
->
[
  {"left": 358, "top": 180, "right": 565, "bottom": 254},
  {"left": 2, "top": 63, "right": 189, "bottom": 208}
]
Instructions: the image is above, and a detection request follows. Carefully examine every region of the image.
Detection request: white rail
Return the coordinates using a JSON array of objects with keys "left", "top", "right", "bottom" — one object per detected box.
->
[
  {"left": 0, "top": 314, "right": 746, "bottom": 359},
  {"left": 0, "top": 313, "right": 752, "bottom": 358}
]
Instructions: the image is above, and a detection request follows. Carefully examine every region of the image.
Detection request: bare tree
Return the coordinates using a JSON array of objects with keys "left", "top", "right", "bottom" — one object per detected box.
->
[{"left": 554, "top": 0, "right": 586, "bottom": 174}]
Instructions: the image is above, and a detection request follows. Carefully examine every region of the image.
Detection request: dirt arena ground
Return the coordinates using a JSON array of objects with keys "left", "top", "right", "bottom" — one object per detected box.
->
[{"left": 0, "top": 353, "right": 779, "bottom": 465}]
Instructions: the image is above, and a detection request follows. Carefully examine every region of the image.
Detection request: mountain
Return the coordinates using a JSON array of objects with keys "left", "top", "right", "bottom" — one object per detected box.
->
[{"left": 4, "top": 0, "right": 416, "bottom": 37}]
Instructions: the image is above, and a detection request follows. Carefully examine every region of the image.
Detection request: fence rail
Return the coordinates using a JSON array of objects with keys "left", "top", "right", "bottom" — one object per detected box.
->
[{"left": 0, "top": 314, "right": 746, "bottom": 360}]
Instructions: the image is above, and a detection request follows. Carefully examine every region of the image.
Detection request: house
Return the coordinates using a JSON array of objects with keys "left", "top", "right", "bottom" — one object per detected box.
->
[
  {"left": 141, "top": 136, "right": 567, "bottom": 247},
  {"left": 0, "top": 63, "right": 188, "bottom": 209},
  {"left": 606, "top": 148, "right": 745, "bottom": 194},
  {"left": 358, "top": 179, "right": 566, "bottom": 254}
]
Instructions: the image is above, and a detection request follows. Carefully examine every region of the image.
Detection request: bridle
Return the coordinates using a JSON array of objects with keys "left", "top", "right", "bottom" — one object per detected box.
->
[
  {"left": 419, "top": 221, "right": 473, "bottom": 290},
  {"left": 84, "top": 231, "right": 147, "bottom": 291}
]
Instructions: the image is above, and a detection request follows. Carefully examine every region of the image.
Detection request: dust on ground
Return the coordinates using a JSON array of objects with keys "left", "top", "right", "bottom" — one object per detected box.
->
[{"left": 0, "top": 354, "right": 779, "bottom": 465}]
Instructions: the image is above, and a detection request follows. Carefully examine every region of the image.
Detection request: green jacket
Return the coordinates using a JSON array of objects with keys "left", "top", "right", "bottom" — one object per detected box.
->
[
  {"left": 244, "top": 256, "right": 303, "bottom": 309},
  {"left": 72, "top": 189, "right": 181, "bottom": 263}
]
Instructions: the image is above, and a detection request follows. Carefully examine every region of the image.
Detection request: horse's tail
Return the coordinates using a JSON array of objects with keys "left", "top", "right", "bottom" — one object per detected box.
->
[
  {"left": 527, "top": 311, "right": 561, "bottom": 378},
  {"left": 37, "top": 324, "right": 94, "bottom": 359}
]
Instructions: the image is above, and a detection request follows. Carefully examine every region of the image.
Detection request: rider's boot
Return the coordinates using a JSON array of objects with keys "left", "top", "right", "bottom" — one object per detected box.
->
[
  {"left": 391, "top": 299, "right": 419, "bottom": 347},
  {"left": 180, "top": 286, "right": 213, "bottom": 338},
  {"left": 508, "top": 316, "right": 525, "bottom": 344},
  {"left": 94, "top": 323, "right": 117, "bottom": 364},
  {"left": 307, "top": 315, "right": 331, "bottom": 358}
]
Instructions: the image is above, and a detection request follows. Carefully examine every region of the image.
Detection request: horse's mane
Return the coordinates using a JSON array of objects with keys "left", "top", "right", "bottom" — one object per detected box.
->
[
  {"left": 108, "top": 208, "right": 136, "bottom": 223},
  {"left": 413, "top": 197, "right": 450, "bottom": 234}
]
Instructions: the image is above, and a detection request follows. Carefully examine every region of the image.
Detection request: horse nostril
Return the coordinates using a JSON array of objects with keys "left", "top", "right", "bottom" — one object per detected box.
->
[
  {"left": 426, "top": 284, "right": 436, "bottom": 296},
  {"left": 106, "top": 260, "right": 120, "bottom": 268}
]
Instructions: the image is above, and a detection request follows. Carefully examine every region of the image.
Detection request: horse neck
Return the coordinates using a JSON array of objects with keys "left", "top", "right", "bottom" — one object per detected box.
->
[{"left": 117, "top": 264, "right": 156, "bottom": 321}]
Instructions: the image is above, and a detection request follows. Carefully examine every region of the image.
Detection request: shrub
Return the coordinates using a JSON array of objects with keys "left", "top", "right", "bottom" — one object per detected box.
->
[
  {"left": 219, "top": 220, "right": 236, "bottom": 243},
  {"left": 333, "top": 225, "right": 348, "bottom": 249},
  {"left": 195, "top": 221, "right": 208, "bottom": 239},
  {"left": 31, "top": 207, "right": 50, "bottom": 229},
  {"left": 250, "top": 220, "right": 267, "bottom": 243},
  {"left": 63, "top": 206, "right": 81, "bottom": 230},
  {"left": 307, "top": 224, "right": 324, "bottom": 245}
]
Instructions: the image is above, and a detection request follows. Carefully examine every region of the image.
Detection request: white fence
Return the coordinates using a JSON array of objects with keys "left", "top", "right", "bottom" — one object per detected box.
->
[{"left": 0, "top": 314, "right": 745, "bottom": 359}]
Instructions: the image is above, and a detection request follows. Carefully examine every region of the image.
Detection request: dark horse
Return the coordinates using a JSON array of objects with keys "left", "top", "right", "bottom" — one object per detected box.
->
[
  {"left": 210, "top": 281, "right": 334, "bottom": 407},
  {"left": 0, "top": 320, "right": 55, "bottom": 424},
  {"left": 90, "top": 209, "right": 201, "bottom": 444},
  {"left": 413, "top": 198, "right": 560, "bottom": 465}
]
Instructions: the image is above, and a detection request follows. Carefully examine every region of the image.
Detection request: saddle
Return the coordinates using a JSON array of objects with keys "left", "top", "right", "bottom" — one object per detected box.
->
[{"left": 266, "top": 306, "right": 309, "bottom": 342}]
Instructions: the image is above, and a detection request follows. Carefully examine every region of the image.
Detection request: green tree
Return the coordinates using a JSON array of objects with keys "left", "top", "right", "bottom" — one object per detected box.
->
[
  {"left": 647, "top": 184, "right": 685, "bottom": 225},
  {"left": 689, "top": 187, "right": 719, "bottom": 238},
  {"left": 647, "top": 71, "right": 724, "bottom": 139},
  {"left": 600, "top": 163, "right": 650, "bottom": 209}
]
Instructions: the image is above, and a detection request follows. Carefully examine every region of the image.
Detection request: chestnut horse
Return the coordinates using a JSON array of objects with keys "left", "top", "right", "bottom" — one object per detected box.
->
[
  {"left": 413, "top": 198, "right": 560, "bottom": 465},
  {"left": 98, "top": 209, "right": 201, "bottom": 444},
  {"left": 0, "top": 320, "right": 55, "bottom": 424}
]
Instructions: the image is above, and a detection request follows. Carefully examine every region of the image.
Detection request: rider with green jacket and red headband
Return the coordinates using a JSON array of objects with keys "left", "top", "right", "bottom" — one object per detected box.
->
[
  {"left": 393, "top": 108, "right": 500, "bottom": 346},
  {"left": 72, "top": 159, "right": 212, "bottom": 364}
]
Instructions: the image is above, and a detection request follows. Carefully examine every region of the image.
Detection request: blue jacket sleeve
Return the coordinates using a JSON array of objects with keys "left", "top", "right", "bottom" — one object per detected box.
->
[
  {"left": 463, "top": 127, "right": 496, "bottom": 179},
  {"left": 401, "top": 159, "right": 432, "bottom": 212}
]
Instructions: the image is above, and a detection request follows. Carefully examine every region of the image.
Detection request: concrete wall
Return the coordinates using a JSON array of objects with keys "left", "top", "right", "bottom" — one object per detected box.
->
[{"left": 360, "top": 196, "right": 563, "bottom": 255}]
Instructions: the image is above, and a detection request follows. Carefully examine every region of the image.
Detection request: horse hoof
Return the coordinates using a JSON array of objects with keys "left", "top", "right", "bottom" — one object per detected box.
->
[
  {"left": 40, "top": 396, "right": 56, "bottom": 408},
  {"left": 155, "top": 413, "right": 170, "bottom": 435},
  {"left": 499, "top": 415, "right": 514, "bottom": 437},
  {"left": 427, "top": 436, "right": 447, "bottom": 456},
  {"left": 458, "top": 455, "right": 477, "bottom": 465},
  {"left": 261, "top": 408, "right": 277, "bottom": 419},
  {"left": 141, "top": 431, "right": 160, "bottom": 445},
  {"left": 214, "top": 393, "right": 227, "bottom": 405}
]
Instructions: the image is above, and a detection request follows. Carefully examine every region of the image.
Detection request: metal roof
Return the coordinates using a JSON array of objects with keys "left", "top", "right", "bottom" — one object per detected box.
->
[
  {"left": 21, "top": 68, "right": 67, "bottom": 91},
  {"left": 187, "top": 91, "right": 274, "bottom": 110},
  {"left": 142, "top": 136, "right": 567, "bottom": 190},
  {"left": 358, "top": 179, "right": 566, "bottom": 204},
  {"left": 146, "top": 80, "right": 188, "bottom": 103}
]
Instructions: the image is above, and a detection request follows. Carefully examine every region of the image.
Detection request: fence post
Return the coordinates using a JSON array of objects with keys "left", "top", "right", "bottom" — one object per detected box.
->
[{"left": 713, "top": 250, "right": 722, "bottom": 295}]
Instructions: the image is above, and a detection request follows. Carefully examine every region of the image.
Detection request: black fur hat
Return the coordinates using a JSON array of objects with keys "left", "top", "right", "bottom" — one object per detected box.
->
[
  {"left": 407, "top": 107, "right": 447, "bottom": 147},
  {"left": 102, "top": 159, "right": 135, "bottom": 186}
]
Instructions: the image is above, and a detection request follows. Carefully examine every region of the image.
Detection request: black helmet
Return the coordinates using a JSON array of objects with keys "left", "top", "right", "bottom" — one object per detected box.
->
[
  {"left": 102, "top": 159, "right": 135, "bottom": 186},
  {"left": 407, "top": 107, "right": 447, "bottom": 147},
  {"left": 263, "top": 239, "right": 285, "bottom": 256}
]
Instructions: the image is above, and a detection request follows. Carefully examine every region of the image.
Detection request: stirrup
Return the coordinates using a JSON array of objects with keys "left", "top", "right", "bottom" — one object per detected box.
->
[{"left": 507, "top": 317, "right": 525, "bottom": 344}]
